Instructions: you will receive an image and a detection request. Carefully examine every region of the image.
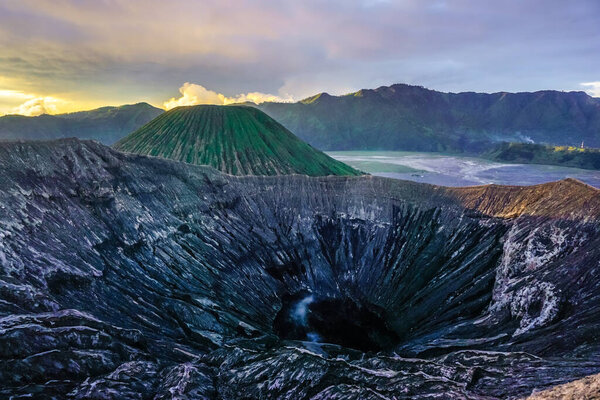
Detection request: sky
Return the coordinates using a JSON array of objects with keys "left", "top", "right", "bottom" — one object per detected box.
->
[{"left": 0, "top": 0, "right": 599, "bottom": 116}]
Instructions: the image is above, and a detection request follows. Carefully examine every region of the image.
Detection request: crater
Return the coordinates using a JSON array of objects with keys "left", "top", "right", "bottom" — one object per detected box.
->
[
  {"left": 4, "top": 140, "right": 600, "bottom": 398},
  {"left": 273, "top": 293, "right": 399, "bottom": 351},
  {"left": 252, "top": 206, "right": 509, "bottom": 356}
]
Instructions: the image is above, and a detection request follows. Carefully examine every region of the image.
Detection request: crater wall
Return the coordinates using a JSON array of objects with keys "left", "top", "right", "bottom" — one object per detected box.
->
[{"left": 1, "top": 139, "right": 599, "bottom": 398}]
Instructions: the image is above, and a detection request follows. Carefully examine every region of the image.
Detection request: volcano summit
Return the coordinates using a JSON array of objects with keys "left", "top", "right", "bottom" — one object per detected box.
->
[{"left": 114, "top": 105, "right": 361, "bottom": 176}]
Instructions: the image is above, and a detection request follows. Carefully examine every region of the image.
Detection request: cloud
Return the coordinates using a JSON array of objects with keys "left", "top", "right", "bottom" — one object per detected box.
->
[
  {"left": 163, "top": 83, "right": 292, "bottom": 110},
  {"left": 0, "top": 87, "right": 76, "bottom": 116},
  {"left": 0, "top": 89, "right": 34, "bottom": 100},
  {"left": 0, "top": 89, "right": 60, "bottom": 115},
  {"left": 581, "top": 82, "right": 600, "bottom": 97},
  {"left": 1, "top": 1, "right": 600, "bottom": 109},
  {"left": 9, "top": 96, "right": 70, "bottom": 116}
]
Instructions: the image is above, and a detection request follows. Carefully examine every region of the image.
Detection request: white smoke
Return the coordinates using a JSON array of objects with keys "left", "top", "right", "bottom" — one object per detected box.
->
[
  {"left": 292, "top": 295, "right": 314, "bottom": 326},
  {"left": 163, "top": 83, "right": 293, "bottom": 110},
  {"left": 290, "top": 295, "right": 323, "bottom": 343},
  {"left": 0, "top": 90, "right": 71, "bottom": 116},
  {"left": 581, "top": 82, "right": 600, "bottom": 97},
  {"left": 11, "top": 97, "right": 67, "bottom": 116}
]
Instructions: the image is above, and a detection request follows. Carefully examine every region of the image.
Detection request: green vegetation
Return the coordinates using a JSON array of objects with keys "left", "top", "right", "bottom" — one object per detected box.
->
[
  {"left": 258, "top": 84, "right": 600, "bottom": 152},
  {"left": 0, "top": 103, "right": 163, "bottom": 144},
  {"left": 485, "top": 142, "right": 600, "bottom": 170},
  {"left": 114, "top": 105, "right": 362, "bottom": 176}
]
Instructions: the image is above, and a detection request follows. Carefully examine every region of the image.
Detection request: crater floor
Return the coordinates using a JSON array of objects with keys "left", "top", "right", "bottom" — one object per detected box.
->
[{"left": 1, "top": 139, "right": 600, "bottom": 399}]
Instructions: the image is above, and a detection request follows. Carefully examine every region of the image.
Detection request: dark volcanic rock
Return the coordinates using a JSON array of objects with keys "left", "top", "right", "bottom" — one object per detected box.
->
[{"left": 1, "top": 139, "right": 600, "bottom": 398}]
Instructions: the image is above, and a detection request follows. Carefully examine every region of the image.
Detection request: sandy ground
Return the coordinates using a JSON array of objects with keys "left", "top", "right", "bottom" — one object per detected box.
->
[{"left": 525, "top": 373, "right": 600, "bottom": 399}]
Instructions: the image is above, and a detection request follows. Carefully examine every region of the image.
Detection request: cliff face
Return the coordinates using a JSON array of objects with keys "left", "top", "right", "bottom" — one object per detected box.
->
[
  {"left": 258, "top": 84, "right": 600, "bottom": 152},
  {"left": 1, "top": 139, "right": 600, "bottom": 398}
]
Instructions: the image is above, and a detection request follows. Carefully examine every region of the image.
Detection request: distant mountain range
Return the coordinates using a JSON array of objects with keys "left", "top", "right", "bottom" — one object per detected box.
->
[
  {"left": 115, "top": 105, "right": 361, "bottom": 176},
  {"left": 3, "top": 84, "right": 600, "bottom": 158},
  {"left": 0, "top": 102, "right": 163, "bottom": 144},
  {"left": 258, "top": 84, "right": 600, "bottom": 152}
]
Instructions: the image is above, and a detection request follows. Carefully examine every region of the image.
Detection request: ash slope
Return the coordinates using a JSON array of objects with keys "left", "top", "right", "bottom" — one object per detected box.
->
[
  {"left": 525, "top": 372, "right": 600, "bottom": 399},
  {"left": 1, "top": 139, "right": 600, "bottom": 399},
  {"left": 115, "top": 104, "right": 360, "bottom": 176}
]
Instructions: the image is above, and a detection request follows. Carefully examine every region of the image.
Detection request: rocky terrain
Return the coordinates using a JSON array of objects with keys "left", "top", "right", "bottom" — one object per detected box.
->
[
  {"left": 258, "top": 84, "right": 600, "bottom": 152},
  {"left": 0, "top": 103, "right": 163, "bottom": 144},
  {"left": 525, "top": 372, "right": 600, "bottom": 399},
  {"left": 115, "top": 105, "right": 360, "bottom": 176},
  {"left": 1, "top": 139, "right": 600, "bottom": 399}
]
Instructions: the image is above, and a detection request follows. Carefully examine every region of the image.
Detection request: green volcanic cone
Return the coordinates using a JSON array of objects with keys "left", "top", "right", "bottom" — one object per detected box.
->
[{"left": 114, "top": 105, "right": 361, "bottom": 176}]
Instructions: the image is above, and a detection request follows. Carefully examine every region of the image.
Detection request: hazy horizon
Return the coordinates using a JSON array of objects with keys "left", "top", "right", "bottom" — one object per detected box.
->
[
  {"left": 1, "top": 81, "right": 599, "bottom": 118},
  {"left": 1, "top": 0, "right": 599, "bottom": 116}
]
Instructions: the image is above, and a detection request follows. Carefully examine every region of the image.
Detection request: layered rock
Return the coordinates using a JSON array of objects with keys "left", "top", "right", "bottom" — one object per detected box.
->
[{"left": 1, "top": 139, "right": 600, "bottom": 398}]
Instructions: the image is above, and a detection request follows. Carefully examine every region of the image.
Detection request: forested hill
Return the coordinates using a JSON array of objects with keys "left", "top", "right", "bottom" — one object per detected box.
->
[{"left": 258, "top": 84, "right": 600, "bottom": 152}]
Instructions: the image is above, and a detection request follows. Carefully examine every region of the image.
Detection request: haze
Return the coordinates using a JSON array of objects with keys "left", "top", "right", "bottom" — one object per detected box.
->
[{"left": 0, "top": 0, "right": 598, "bottom": 116}]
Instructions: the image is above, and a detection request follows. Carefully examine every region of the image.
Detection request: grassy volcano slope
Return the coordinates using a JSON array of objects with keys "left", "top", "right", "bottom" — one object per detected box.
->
[
  {"left": 114, "top": 104, "right": 361, "bottom": 176},
  {"left": 485, "top": 142, "right": 600, "bottom": 170}
]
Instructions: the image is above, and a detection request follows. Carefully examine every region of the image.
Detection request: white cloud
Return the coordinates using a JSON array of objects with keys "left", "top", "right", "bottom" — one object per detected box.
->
[
  {"left": 163, "top": 83, "right": 292, "bottom": 110},
  {"left": 11, "top": 96, "right": 70, "bottom": 116},
  {"left": 0, "top": 89, "right": 34, "bottom": 100},
  {"left": 0, "top": 85, "right": 79, "bottom": 116},
  {"left": 230, "top": 91, "right": 291, "bottom": 105},
  {"left": 581, "top": 82, "right": 600, "bottom": 97},
  {"left": 0, "top": 88, "right": 74, "bottom": 116}
]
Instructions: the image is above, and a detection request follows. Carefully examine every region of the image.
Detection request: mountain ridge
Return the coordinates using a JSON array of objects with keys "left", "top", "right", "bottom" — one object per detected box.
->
[
  {"left": 0, "top": 102, "right": 163, "bottom": 144},
  {"left": 445, "top": 177, "right": 600, "bottom": 219},
  {"left": 2, "top": 84, "right": 599, "bottom": 154},
  {"left": 258, "top": 83, "right": 600, "bottom": 152},
  {"left": 4, "top": 138, "right": 594, "bottom": 217}
]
